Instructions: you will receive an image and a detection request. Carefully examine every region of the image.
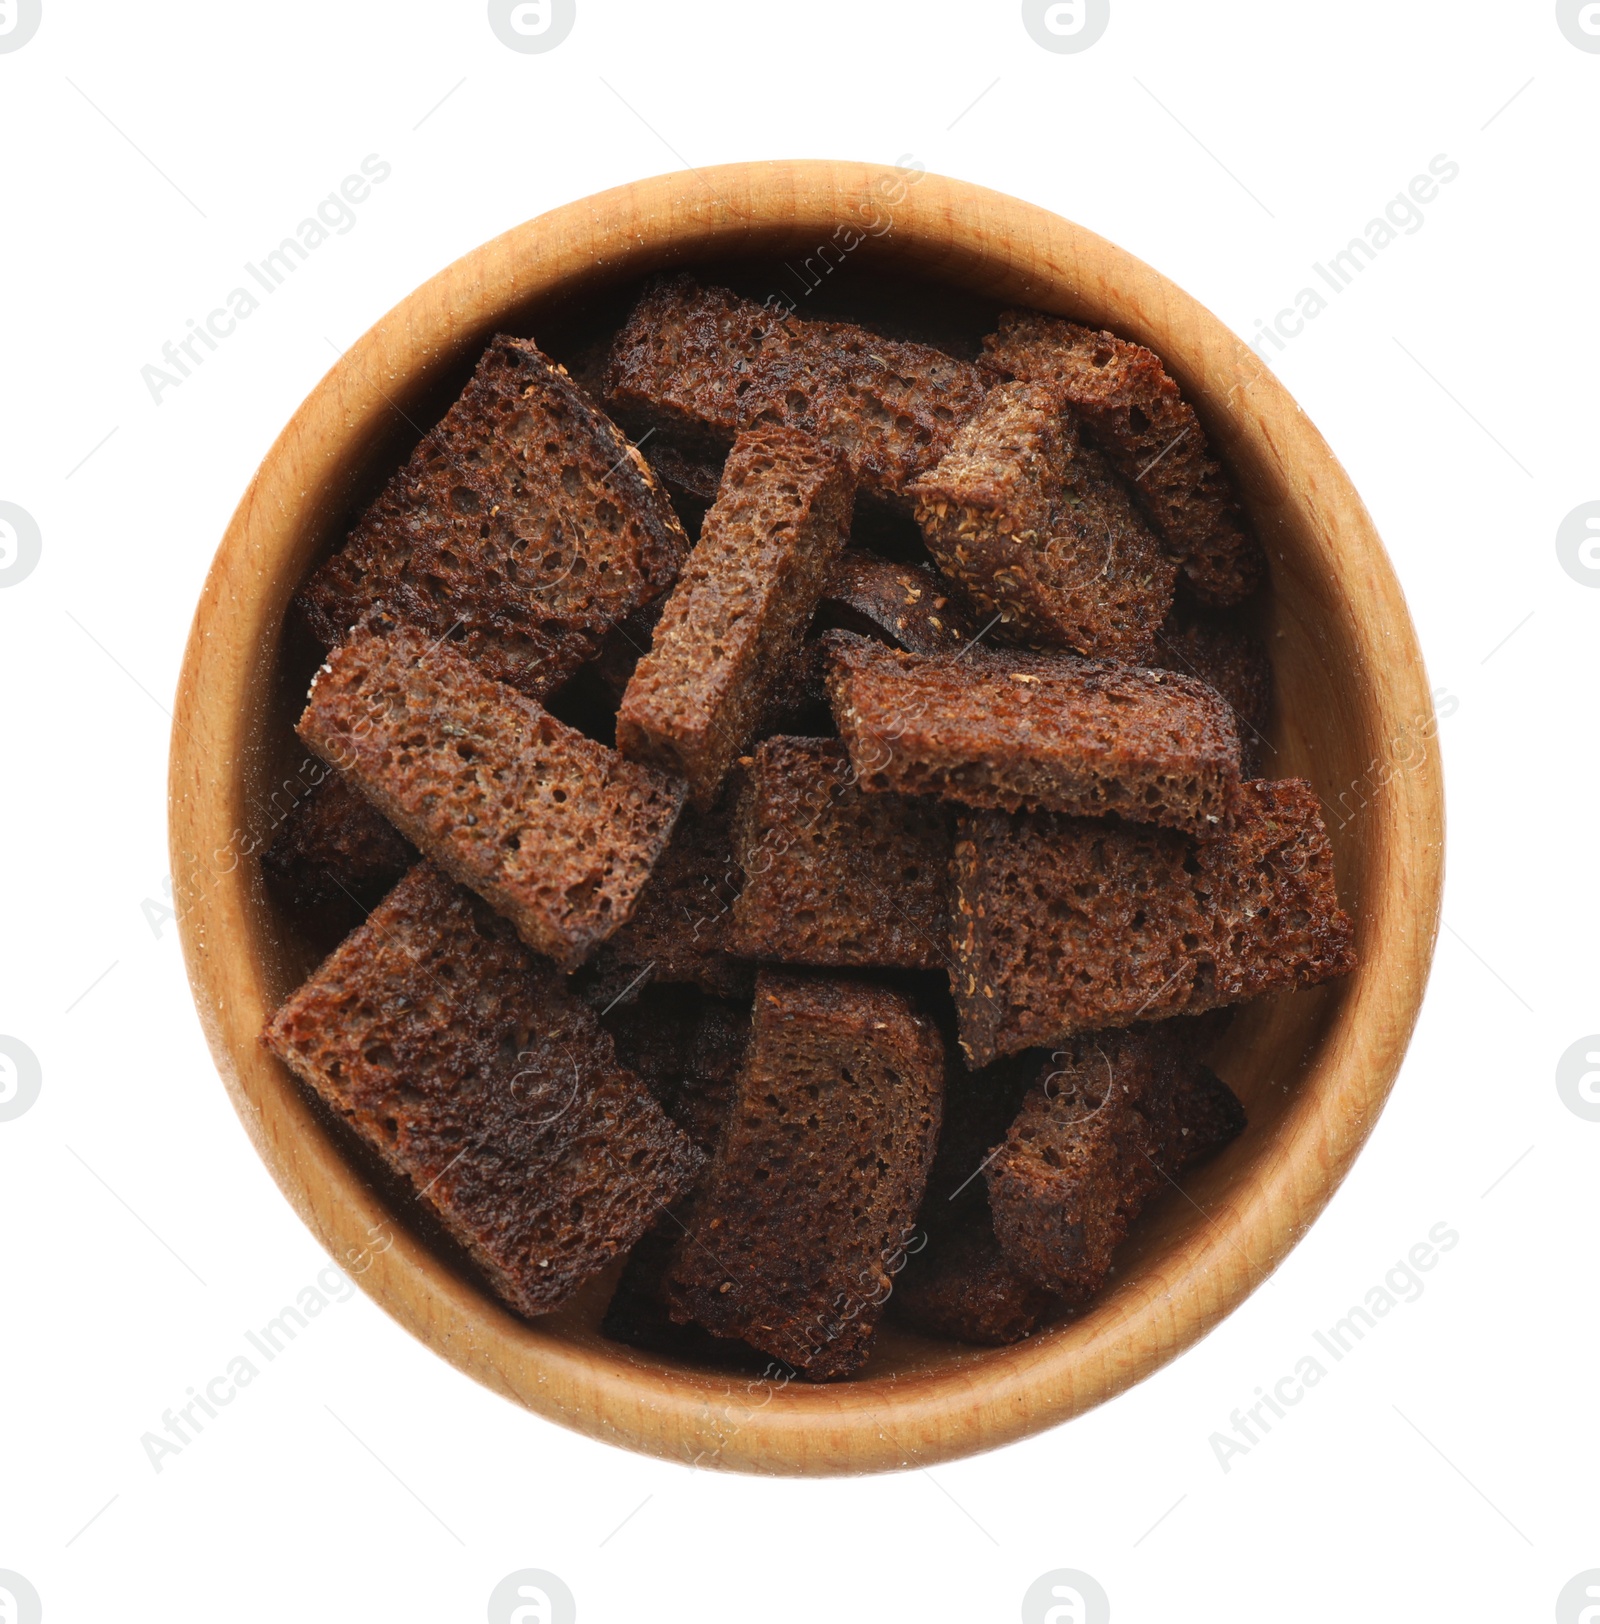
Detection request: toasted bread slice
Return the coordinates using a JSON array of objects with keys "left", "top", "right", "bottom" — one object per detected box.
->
[
  {"left": 729, "top": 736, "right": 952, "bottom": 971},
  {"left": 949, "top": 781, "right": 1356, "bottom": 1065},
  {"left": 260, "top": 767, "right": 414, "bottom": 924},
  {"left": 817, "top": 552, "right": 979, "bottom": 656},
  {"left": 617, "top": 425, "right": 854, "bottom": 808},
  {"left": 605, "top": 276, "right": 989, "bottom": 509},
  {"left": 982, "top": 313, "right": 1264, "bottom": 607},
  {"left": 825, "top": 633, "right": 1242, "bottom": 834},
  {"left": 1155, "top": 600, "right": 1274, "bottom": 777},
  {"left": 262, "top": 864, "right": 702, "bottom": 1319},
  {"left": 911, "top": 381, "right": 1176, "bottom": 658},
  {"left": 298, "top": 335, "right": 688, "bottom": 697},
  {"left": 986, "top": 1024, "right": 1244, "bottom": 1300},
  {"left": 662, "top": 970, "right": 944, "bottom": 1379},
  {"left": 297, "top": 624, "right": 686, "bottom": 971}
]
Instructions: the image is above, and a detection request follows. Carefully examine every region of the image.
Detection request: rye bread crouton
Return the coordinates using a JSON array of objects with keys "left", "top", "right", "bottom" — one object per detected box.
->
[
  {"left": 298, "top": 335, "right": 688, "bottom": 698},
  {"left": 986, "top": 1024, "right": 1244, "bottom": 1301},
  {"left": 982, "top": 312, "right": 1265, "bottom": 607},
  {"left": 910, "top": 381, "right": 1177, "bottom": 658},
  {"left": 617, "top": 425, "right": 854, "bottom": 808},
  {"left": 297, "top": 623, "right": 686, "bottom": 971},
  {"left": 949, "top": 781, "right": 1356, "bottom": 1065},
  {"left": 605, "top": 276, "right": 989, "bottom": 509},
  {"left": 729, "top": 736, "right": 953, "bottom": 972},
  {"left": 262, "top": 864, "right": 702, "bottom": 1319},
  {"left": 662, "top": 970, "right": 944, "bottom": 1378},
  {"left": 825, "top": 632, "right": 1242, "bottom": 834}
]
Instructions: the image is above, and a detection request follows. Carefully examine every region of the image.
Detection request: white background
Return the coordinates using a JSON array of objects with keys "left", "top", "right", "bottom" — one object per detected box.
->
[{"left": 1, "top": 2, "right": 1594, "bottom": 1619}]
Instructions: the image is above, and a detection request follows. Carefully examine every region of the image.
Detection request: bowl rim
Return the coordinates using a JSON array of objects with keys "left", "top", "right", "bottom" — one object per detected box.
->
[{"left": 168, "top": 158, "right": 1444, "bottom": 1476}]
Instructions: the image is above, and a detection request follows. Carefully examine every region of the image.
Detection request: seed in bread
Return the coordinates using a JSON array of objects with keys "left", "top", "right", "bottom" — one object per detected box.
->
[
  {"left": 825, "top": 632, "right": 1242, "bottom": 834},
  {"left": 949, "top": 781, "right": 1355, "bottom": 1065},
  {"left": 617, "top": 424, "right": 854, "bottom": 809},
  {"left": 262, "top": 864, "right": 702, "bottom": 1319},
  {"left": 729, "top": 736, "right": 952, "bottom": 972},
  {"left": 662, "top": 970, "right": 944, "bottom": 1379},
  {"left": 982, "top": 312, "right": 1265, "bottom": 607},
  {"left": 605, "top": 276, "right": 989, "bottom": 509},
  {"left": 297, "top": 623, "right": 686, "bottom": 972},
  {"left": 910, "top": 380, "right": 1177, "bottom": 658},
  {"left": 297, "top": 335, "right": 688, "bottom": 697},
  {"left": 986, "top": 1024, "right": 1244, "bottom": 1301}
]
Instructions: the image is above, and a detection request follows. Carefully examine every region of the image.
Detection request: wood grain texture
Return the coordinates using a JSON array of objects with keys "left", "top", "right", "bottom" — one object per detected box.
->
[{"left": 168, "top": 160, "right": 1444, "bottom": 1475}]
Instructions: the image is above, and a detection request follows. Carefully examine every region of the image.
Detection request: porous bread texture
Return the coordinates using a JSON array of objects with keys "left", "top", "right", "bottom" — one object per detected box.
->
[
  {"left": 949, "top": 779, "right": 1357, "bottom": 1065},
  {"left": 825, "top": 632, "right": 1242, "bottom": 834},
  {"left": 299, "top": 334, "right": 688, "bottom": 697},
  {"left": 1154, "top": 600, "right": 1274, "bottom": 777},
  {"left": 297, "top": 623, "right": 686, "bottom": 972},
  {"left": 982, "top": 312, "right": 1265, "bottom": 607},
  {"left": 986, "top": 1024, "right": 1244, "bottom": 1301},
  {"left": 729, "top": 736, "right": 953, "bottom": 972},
  {"left": 662, "top": 970, "right": 944, "bottom": 1379},
  {"left": 262, "top": 864, "right": 702, "bottom": 1319},
  {"left": 911, "top": 380, "right": 1176, "bottom": 659},
  {"left": 605, "top": 276, "right": 989, "bottom": 509},
  {"left": 617, "top": 424, "right": 855, "bottom": 810}
]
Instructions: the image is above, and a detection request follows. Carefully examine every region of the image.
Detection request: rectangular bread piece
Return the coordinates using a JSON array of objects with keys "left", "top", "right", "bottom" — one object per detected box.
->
[
  {"left": 825, "top": 631, "right": 1242, "bottom": 833},
  {"left": 986, "top": 1024, "right": 1244, "bottom": 1302},
  {"left": 262, "top": 864, "right": 702, "bottom": 1318},
  {"left": 298, "top": 334, "right": 689, "bottom": 698},
  {"left": 297, "top": 623, "right": 687, "bottom": 971},
  {"left": 605, "top": 276, "right": 990, "bottom": 509},
  {"left": 729, "top": 735, "right": 952, "bottom": 971},
  {"left": 585, "top": 798, "right": 753, "bottom": 1001},
  {"left": 982, "top": 312, "right": 1265, "bottom": 607},
  {"left": 662, "top": 970, "right": 945, "bottom": 1379},
  {"left": 949, "top": 780, "right": 1357, "bottom": 1065},
  {"left": 617, "top": 425, "right": 854, "bottom": 808},
  {"left": 910, "top": 380, "right": 1177, "bottom": 659}
]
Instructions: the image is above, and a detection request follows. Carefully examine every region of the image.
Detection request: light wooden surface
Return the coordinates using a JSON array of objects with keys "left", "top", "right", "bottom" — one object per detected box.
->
[{"left": 168, "top": 160, "right": 1445, "bottom": 1476}]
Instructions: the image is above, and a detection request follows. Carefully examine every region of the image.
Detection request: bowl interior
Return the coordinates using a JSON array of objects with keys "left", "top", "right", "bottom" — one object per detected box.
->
[{"left": 173, "top": 164, "right": 1439, "bottom": 1473}]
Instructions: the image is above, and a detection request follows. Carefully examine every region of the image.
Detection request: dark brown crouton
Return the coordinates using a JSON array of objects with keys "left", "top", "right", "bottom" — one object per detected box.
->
[
  {"left": 949, "top": 780, "right": 1356, "bottom": 1064},
  {"left": 910, "top": 381, "right": 1177, "bottom": 658},
  {"left": 297, "top": 624, "right": 686, "bottom": 971},
  {"left": 986, "top": 1024, "right": 1244, "bottom": 1301},
  {"left": 605, "top": 276, "right": 989, "bottom": 509},
  {"left": 260, "top": 767, "right": 414, "bottom": 922},
  {"left": 617, "top": 425, "right": 855, "bottom": 809},
  {"left": 298, "top": 335, "right": 688, "bottom": 697},
  {"left": 982, "top": 313, "right": 1265, "bottom": 607},
  {"left": 729, "top": 736, "right": 952, "bottom": 971},
  {"left": 586, "top": 798, "right": 753, "bottom": 1002},
  {"left": 825, "top": 633, "right": 1242, "bottom": 834},
  {"left": 600, "top": 982, "right": 701, "bottom": 1110},
  {"left": 662, "top": 971, "right": 944, "bottom": 1379},
  {"left": 262, "top": 864, "right": 702, "bottom": 1319},
  {"left": 1154, "top": 601, "right": 1274, "bottom": 777},
  {"left": 642, "top": 438, "right": 725, "bottom": 508},
  {"left": 816, "top": 553, "right": 980, "bottom": 656}
]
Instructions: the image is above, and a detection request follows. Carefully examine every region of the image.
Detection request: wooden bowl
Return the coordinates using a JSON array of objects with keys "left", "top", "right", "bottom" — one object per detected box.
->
[{"left": 169, "top": 160, "right": 1443, "bottom": 1475}]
